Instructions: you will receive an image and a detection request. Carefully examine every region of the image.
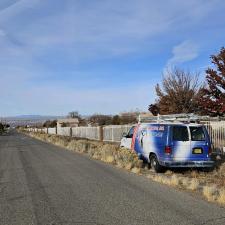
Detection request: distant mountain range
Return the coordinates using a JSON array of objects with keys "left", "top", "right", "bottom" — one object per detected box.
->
[
  {"left": 0, "top": 115, "right": 65, "bottom": 126},
  {"left": 2, "top": 115, "right": 65, "bottom": 120}
]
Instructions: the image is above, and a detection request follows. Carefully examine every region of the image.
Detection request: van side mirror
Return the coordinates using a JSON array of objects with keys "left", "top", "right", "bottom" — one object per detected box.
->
[{"left": 122, "top": 132, "right": 128, "bottom": 138}]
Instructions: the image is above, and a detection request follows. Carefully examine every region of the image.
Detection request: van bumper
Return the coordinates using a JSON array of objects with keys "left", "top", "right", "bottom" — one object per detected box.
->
[{"left": 160, "top": 160, "right": 214, "bottom": 168}]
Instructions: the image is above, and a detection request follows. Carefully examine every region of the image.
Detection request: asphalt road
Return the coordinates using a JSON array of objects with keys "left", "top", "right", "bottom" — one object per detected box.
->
[{"left": 0, "top": 131, "right": 225, "bottom": 225}]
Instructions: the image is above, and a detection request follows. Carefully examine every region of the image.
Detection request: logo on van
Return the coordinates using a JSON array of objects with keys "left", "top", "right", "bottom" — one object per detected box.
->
[{"left": 148, "top": 126, "right": 165, "bottom": 131}]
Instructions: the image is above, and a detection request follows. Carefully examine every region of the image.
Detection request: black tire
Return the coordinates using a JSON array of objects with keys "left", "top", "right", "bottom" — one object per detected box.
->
[{"left": 150, "top": 154, "right": 165, "bottom": 173}]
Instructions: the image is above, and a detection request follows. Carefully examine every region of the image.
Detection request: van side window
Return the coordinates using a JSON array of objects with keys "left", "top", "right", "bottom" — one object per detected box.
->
[
  {"left": 172, "top": 126, "right": 189, "bottom": 141},
  {"left": 127, "top": 127, "right": 135, "bottom": 138},
  {"left": 190, "top": 127, "right": 205, "bottom": 141}
]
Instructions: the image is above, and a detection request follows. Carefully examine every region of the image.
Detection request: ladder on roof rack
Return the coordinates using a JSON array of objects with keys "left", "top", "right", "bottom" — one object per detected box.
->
[{"left": 138, "top": 113, "right": 213, "bottom": 123}]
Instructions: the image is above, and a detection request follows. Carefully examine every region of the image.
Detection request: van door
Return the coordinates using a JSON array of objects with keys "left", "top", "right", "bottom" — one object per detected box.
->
[
  {"left": 120, "top": 126, "right": 135, "bottom": 149},
  {"left": 189, "top": 126, "right": 209, "bottom": 160},
  {"left": 171, "top": 125, "right": 191, "bottom": 160}
]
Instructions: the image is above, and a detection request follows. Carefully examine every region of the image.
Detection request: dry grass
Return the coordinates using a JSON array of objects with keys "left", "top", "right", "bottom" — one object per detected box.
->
[
  {"left": 187, "top": 178, "right": 200, "bottom": 191},
  {"left": 125, "top": 162, "right": 133, "bottom": 170},
  {"left": 217, "top": 189, "right": 225, "bottom": 205},
  {"left": 151, "top": 175, "right": 171, "bottom": 185},
  {"left": 105, "top": 155, "right": 115, "bottom": 163},
  {"left": 180, "top": 177, "right": 190, "bottom": 187},
  {"left": 170, "top": 174, "right": 181, "bottom": 186},
  {"left": 203, "top": 185, "right": 218, "bottom": 202},
  {"left": 131, "top": 167, "right": 141, "bottom": 174}
]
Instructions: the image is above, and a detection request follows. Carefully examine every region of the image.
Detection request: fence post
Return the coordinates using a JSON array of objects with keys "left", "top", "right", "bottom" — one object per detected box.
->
[
  {"left": 99, "top": 126, "right": 103, "bottom": 142},
  {"left": 112, "top": 126, "right": 114, "bottom": 142},
  {"left": 70, "top": 127, "right": 72, "bottom": 137}
]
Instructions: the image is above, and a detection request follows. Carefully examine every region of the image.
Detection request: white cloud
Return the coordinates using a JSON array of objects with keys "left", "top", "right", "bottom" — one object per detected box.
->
[
  {"left": 0, "top": 0, "right": 39, "bottom": 18},
  {"left": 166, "top": 40, "right": 199, "bottom": 68},
  {"left": 0, "top": 0, "right": 219, "bottom": 62}
]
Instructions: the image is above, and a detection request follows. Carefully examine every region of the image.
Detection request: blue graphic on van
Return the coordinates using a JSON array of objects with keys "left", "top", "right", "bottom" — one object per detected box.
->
[{"left": 130, "top": 123, "right": 214, "bottom": 172}]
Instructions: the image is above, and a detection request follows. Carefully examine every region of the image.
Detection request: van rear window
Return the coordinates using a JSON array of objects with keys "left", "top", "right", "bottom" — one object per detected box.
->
[
  {"left": 190, "top": 127, "right": 205, "bottom": 141},
  {"left": 172, "top": 126, "right": 189, "bottom": 141}
]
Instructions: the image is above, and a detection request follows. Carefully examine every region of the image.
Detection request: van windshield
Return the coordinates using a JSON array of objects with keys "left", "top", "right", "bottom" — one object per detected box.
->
[
  {"left": 190, "top": 127, "right": 205, "bottom": 141},
  {"left": 127, "top": 126, "right": 135, "bottom": 138},
  {"left": 172, "top": 126, "right": 189, "bottom": 141}
]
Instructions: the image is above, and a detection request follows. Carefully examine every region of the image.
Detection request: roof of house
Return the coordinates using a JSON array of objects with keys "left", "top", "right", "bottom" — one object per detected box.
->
[{"left": 57, "top": 118, "right": 79, "bottom": 123}]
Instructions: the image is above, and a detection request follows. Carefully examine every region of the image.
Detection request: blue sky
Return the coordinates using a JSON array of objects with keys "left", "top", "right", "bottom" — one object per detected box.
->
[{"left": 0, "top": 0, "right": 225, "bottom": 116}]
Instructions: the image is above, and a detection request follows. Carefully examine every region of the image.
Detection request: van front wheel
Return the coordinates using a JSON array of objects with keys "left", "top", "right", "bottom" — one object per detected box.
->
[{"left": 150, "top": 154, "right": 164, "bottom": 173}]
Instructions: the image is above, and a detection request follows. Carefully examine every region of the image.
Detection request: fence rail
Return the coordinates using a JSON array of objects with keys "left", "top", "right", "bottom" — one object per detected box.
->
[
  {"left": 72, "top": 127, "right": 100, "bottom": 140},
  {"left": 26, "top": 121, "right": 225, "bottom": 150},
  {"left": 57, "top": 127, "right": 71, "bottom": 136},
  {"left": 27, "top": 125, "right": 132, "bottom": 143},
  {"left": 103, "top": 125, "right": 131, "bottom": 142},
  {"left": 48, "top": 128, "right": 56, "bottom": 135},
  {"left": 203, "top": 121, "right": 225, "bottom": 150}
]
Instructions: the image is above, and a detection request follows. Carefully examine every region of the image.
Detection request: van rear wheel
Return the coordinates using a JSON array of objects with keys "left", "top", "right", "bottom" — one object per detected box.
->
[{"left": 150, "top": 154, "right": 164, "bottom": 173}]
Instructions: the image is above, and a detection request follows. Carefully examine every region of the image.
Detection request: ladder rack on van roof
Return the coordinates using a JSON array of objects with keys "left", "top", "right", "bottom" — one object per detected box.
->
[{"left": 138, "top": 113, "right": 221, "bottom": 124}]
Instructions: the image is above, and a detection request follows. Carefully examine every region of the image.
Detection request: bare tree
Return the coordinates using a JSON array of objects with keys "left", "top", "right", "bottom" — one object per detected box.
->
[
  {"left": 89, "top": 114, "right": 112, "bottom": 126},
  {"left": 68, "top": 111, "right": 79, "bottom": 118},
  {"left": 148, "top": 104, "right": 160, "bottom": 116},
  {"left": 149, "top": 67, "right": 202, "bottom": 115},
  {"left": 43, "top": 120, "right": 57, "bottom": 128},
  {"left": 112, "top": 115, "right": 121, "bottom": 125}
]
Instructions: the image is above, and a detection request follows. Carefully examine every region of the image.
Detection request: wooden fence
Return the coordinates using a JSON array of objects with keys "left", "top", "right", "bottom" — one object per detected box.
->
[
  {"left": 27, "top": 121, "right": 225, "bottom": 150},
  {"left": 203, "top": 121, "right": 225, "bottom": 150},
  {"left": 27, "top": 125, "right": 132, "bottom": 143}
]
